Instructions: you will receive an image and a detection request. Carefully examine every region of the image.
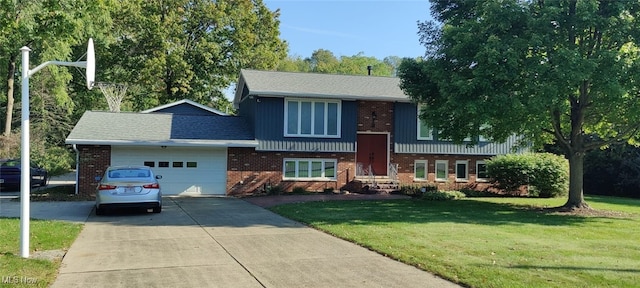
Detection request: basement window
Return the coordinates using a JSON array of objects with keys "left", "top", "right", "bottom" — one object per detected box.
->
[
  {"left": 414, "top": 160, "right": 428, "bottom": 181},
  {"left": 456, "top": 160, "right": 469, "bottom": 182},
  {"left": 435, "top": 160, "right": 448, "bottom": 182}
]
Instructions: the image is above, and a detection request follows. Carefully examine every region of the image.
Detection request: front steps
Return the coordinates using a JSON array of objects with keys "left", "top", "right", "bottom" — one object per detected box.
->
[{"left": 352, "top": 176, "right": 400, "bottom": 194}]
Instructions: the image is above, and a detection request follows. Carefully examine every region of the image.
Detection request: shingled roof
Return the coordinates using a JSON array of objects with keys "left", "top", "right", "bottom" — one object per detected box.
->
[
  {"left": 66, "top": 111, "right": 257, "bottom": 147},
  {"left": 234, "top": 69, "right": 410, "bottom": 107}
]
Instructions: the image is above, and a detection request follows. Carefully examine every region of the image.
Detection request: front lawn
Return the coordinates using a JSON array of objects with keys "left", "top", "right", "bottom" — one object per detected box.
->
[
  {"left": 0, "top": 218, "right": 83, "bottom": 287},
  {"left": 270, "top": 195, "right": 640, "bottom": 288}
]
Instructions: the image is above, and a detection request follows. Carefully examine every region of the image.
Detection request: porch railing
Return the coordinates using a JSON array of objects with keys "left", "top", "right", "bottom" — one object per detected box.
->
[{"left": 388, "top": 163, "right": 398, "bottom": 183}]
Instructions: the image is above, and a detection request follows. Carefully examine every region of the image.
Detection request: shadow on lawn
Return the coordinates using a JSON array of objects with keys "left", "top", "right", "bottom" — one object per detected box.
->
[
  {"left": 508, "top": 264, "right": 640, "bottom": 273},
  {"left": 271, "top": 199, "right": 629, "bottom": 227}
]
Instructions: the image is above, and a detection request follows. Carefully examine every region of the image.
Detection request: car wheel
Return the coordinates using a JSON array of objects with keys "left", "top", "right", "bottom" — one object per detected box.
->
[
  {"left": 152, "top": 205, "right": 162, "bottom": 213},
  {"left": 95, "top": 206, "right": 105, "bottom": 215}
]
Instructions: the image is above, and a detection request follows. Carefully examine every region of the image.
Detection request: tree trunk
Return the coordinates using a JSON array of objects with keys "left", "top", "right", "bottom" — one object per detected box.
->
[
  {"left": 564, "top": 151, "right": 589, "bottom": 209},
  {"left": 3, "top": 55, "right": 17, "bottom": 136}
]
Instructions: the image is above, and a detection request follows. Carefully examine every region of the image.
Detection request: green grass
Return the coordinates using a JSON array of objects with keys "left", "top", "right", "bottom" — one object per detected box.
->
[
  {"left": 270, "top": 195, "right": 640, "bottom": 288},
  {"left": 0, "top": 218, "right": 83, "bottom": 287}
]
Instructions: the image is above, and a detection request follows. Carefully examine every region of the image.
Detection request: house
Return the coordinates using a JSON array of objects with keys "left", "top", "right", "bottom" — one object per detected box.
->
[{"left": 66, "top": 70, "right": 522, "bottom": 196}]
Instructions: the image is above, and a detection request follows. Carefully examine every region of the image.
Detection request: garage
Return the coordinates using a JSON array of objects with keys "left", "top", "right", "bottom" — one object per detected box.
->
[
  {"left": 66, "top": 100, "right": 258, "bottom": 196},
  {"left": 111, "top": 146, "right": 227, "bottom": 195}
]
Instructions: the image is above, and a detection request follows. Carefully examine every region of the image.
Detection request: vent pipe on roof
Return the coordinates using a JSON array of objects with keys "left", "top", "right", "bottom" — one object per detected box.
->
[{"left": 367, "top": 65, "right": 372, "bottom": 75}]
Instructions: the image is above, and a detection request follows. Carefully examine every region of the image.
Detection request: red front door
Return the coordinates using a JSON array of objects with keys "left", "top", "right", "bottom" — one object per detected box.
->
[{"left": 357, "top": 134, "right": 388, "bottom": 176}]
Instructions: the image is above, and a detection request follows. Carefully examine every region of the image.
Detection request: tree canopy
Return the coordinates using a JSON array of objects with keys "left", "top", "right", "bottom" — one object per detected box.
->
[
  {"left": 276, "top": 49, "right": 400, "bottom": 76},
  {"left": 98, "top": 0, "right": 287, "bottom": 112},
  {"left": 0, "top": 0, "right": 112, "bottom": 136},
  {"left": 398, "top": 0, "right": 640, "bottom": 208}
]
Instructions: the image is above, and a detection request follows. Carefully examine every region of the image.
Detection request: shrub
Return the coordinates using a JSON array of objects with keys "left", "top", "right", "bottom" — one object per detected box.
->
[
  {"left": 583, "top": 144, "right": 640, "bottom": 198},
  {"left": 399, "top": 185, "right": 423, "bottom": 198},
  {"left": 291, "top": 186, "right": 307, "bottom": 194},
  {"left": 323, "top": 188, "right": 334, "bottom": 194},
  {"left": 399, "top": 185, "right": 438, "bottom": 198},
  {"left": 32, "top": 146, "right": 75, "bottom": 178},
  {"left": 266, "top": 185, "right": 284, "bottom": 195},
  {"left": 528, "top": 153, "right": 569, "bottom": 198},
  {"left": 421, "top": 190, "right": 466, "bottom": 201},
  {"left": 487, "top": 153, "right": 568, "bottom": 198}
]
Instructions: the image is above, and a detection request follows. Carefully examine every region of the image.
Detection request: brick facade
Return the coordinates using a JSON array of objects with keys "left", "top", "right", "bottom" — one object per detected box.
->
[
  {"left": 76, "top": 145, "right": 111, "bottom": 195},
  {"left": 74, "top": 101, "right": 494, "bottom": 197},
  {"left": 357, "top": 100, "right": 394, "bottom": 134},
  {"left": 392, "top": 153, "right": 492, "bottom": 191},
  {"left": 223, "top": 100, "right": 493, "bottom": 196},
  {"left": 226, "top": 147, "right": 355, "bottom": 196}
]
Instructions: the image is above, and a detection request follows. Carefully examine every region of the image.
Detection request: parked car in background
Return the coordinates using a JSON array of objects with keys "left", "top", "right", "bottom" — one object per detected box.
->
[
  {"left": 95, "top": 165, "right": 162, "bottom": 215},
  {"left": 0, "top": 159, "right": 48, "bottom": 190}
]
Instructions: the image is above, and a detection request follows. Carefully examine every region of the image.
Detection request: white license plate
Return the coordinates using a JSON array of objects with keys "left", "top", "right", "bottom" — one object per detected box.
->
[{"left": 124, "top": 187, "right": 135, "bottom": 193}]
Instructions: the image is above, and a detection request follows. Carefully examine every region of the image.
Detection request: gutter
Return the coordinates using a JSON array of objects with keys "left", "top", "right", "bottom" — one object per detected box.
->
[{"left": 72, "top": 144, "right": 79, "bottom": 195}]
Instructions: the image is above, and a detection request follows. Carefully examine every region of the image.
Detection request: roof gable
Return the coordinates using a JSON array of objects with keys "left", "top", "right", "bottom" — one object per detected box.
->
[
  {"left": 141, "top": 99, "right": 228, "bottom": 116},
  {"left": 234, "top": 69, "right": 410, "bottom": 107}
]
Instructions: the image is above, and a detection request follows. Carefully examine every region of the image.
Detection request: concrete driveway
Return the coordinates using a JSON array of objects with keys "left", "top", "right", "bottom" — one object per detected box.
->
[{"left": 47, "top": 197, "right": 460, "bottom": 288}]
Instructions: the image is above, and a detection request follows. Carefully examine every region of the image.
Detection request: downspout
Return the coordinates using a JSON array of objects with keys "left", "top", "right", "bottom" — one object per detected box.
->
[{"left": 73, "top": 144, "right": 79, "bottom": 195}]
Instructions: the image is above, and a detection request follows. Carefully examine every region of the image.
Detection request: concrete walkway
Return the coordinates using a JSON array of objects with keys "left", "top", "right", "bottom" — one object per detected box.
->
[{"left": 41, "top": 197, "right": 460, "bottom": 288}]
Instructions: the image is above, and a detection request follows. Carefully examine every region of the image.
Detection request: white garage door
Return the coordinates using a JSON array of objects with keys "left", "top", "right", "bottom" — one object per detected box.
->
[{"left": 111, "top": 146, "right": 227, "bottom": 195}]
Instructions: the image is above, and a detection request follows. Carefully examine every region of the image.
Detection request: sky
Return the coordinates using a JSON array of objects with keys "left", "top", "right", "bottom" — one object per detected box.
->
[{"left": 262, "top": 0, "right": 433, "bottom": 60}]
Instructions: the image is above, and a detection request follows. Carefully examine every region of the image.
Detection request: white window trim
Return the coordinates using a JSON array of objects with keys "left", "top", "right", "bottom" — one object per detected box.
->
[
  {"left": 284, "top": 98, "right": 341, "bottom": 138},
  {"left": 476, "top": 160, "right": 489, "bottom": 182},
  {"left": 435, "top": 160, "right": 448, "bottom": 182},
  {"left": 283, "top": 158, "right": 337, "bottom": 181},
  {"left": 414, "top": 160, "right": 428, "bottom": 181},
  {"left": 455, "top": 160, "right": 469, "bottom": 182},
  {"left": 417, "top": 106, "right": 433, "bottom": 140}
]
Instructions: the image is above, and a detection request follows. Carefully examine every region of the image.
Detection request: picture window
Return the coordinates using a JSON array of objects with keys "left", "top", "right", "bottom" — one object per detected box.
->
[
  {"left": 283, "top": 158, "right": 337, "bottom": 180},
  {"left": 285, "top": 99, "right": 341, "bottom": 138}
]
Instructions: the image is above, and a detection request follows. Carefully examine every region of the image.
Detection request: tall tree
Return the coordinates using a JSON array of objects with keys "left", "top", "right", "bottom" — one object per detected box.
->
[
  {"left": 100, "top": 0, "right": 287, "bottom": 111},
  {"left": 398, "top": 0, "right": 640, "bottom": 209},
  {"left": 0, "top": 0, "right": 112, "bottom": 136}
]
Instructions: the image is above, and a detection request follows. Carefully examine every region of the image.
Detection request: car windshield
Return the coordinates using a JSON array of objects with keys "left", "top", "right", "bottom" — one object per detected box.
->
[
  {"left": 108, "top": 169, "right": 151, "bottom": 179},
  {"left": 0, "top": 160, "right": 19, "bottom": 167}
]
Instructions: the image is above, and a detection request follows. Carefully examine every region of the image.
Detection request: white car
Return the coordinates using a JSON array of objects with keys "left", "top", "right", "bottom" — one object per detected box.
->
[{"left": 95, "top": 166, "right": 162, "bottom": 215}]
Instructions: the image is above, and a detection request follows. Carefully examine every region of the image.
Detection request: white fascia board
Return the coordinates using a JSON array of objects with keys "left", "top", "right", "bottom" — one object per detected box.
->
[
  {"left": 252, "top": 91, "right": 411, "bottom": 102},
  {"left": 141, "top": 99, "right": 228, "bottom": 115},
  {"left": 65, "top": 139, "right": 258, "bottom": 147}
]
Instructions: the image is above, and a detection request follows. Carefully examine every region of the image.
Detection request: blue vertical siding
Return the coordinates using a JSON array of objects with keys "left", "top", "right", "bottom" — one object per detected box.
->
[
  {"left": 253, "top": 97, "right": 357, "bottom": 152},
  {"left": 394, "top": 102, "right": 525, "bottom": 155},
  {"left": 238, "top": 95, "right": 256, "bottom": 134}
]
